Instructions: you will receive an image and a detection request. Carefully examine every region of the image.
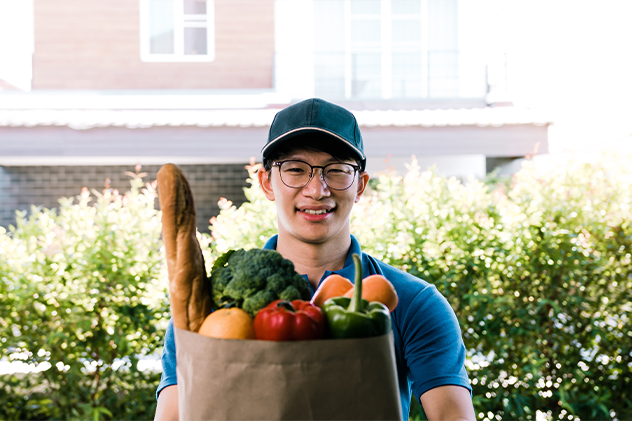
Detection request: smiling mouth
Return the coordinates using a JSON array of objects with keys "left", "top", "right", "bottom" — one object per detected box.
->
[{"left": 299, "top": 208, "right": 333, "bottom": 215}]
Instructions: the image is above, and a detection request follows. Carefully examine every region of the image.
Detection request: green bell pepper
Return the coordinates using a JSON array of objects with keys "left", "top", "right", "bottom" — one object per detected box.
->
[{"left": 322, "top": 254, "right": 391, "bottom": 339}]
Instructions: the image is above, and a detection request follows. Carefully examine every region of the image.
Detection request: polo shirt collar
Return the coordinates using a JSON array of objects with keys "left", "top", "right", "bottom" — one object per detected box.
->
[{"left": 262, "top": 234, "right": 364, "bottom": 288}]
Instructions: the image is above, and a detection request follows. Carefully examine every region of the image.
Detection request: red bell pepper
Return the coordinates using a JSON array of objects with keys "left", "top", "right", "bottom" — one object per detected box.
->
[{"left": 254, "top": 299, "right": 325, "bottom": 341}]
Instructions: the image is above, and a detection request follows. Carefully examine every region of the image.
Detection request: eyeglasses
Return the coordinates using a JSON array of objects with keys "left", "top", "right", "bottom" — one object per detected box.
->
[{"left": 273, "top": 160, "right": 360, "bottom": 191}]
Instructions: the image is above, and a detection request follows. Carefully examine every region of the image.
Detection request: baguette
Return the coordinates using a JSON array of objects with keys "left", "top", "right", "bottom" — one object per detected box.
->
[{"left": 157, "top": 163, "right": 212, "bottom": 332}]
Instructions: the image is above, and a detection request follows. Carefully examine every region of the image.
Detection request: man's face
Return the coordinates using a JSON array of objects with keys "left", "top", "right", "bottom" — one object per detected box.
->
[{"left": 259, "top": 148, "right": 369, "bottom": 246}]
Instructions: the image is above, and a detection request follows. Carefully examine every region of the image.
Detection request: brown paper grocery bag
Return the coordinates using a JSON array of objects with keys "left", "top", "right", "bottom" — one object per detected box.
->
[{"left": 175, "top": 327, "right": 402, "bottom": 420}]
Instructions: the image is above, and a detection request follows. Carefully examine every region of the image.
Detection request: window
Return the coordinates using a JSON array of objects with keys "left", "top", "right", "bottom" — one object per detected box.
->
[
  {"left": 314, "top": 0, "right": 458, "bottom": 99},
  {"left": 391, "top": 0, "right": 424, "bottom": 98},
  {"left": 140, "top": 0, "right": 215, "bottom": 62},
  {"left": 349, "top": 0, "right": 382, "bottom": 98}
]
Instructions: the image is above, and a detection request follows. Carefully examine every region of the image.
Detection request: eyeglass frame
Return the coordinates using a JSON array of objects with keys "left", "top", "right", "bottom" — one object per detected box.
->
[{"left": 272, "top": 160, "right": 361, "bottom": 191}]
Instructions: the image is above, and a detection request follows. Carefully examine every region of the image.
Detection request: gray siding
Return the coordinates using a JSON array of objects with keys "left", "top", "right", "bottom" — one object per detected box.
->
[{"left": 0, "top": 124, "right": 548, "bottom": 163}]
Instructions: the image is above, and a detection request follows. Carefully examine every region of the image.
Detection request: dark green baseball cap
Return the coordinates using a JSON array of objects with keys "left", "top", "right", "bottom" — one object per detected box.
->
[{"left": 262, "top": 98, "right": 366, "bottom": 170}]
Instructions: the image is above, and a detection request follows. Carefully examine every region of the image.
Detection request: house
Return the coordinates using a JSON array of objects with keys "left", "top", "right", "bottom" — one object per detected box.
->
[{"left": 0, "top": 0, "right": 550, "bottom": 231}]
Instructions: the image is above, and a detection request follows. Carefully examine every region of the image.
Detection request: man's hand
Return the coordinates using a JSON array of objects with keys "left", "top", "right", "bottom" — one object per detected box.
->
[
  {"left": 420, "top": 385, "right": 475, "bottom": 421},
  {"left": 154, "top": 385, "right": 179, "bottom": 421}
]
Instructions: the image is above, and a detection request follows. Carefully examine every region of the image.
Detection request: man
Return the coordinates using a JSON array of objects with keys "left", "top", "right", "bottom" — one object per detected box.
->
[{"left": 155, "top": 98, "right": 475, "bottom": 421}]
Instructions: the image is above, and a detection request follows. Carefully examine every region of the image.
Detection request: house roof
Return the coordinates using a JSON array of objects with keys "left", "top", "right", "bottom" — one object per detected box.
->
[{"left": 0, "top": 106, "right": 550, "bottom": 130}]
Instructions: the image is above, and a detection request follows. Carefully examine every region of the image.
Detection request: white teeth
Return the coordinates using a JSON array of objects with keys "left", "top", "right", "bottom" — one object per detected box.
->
[{"left": 302, "top": 209, "right": 330, "bottom": 215}]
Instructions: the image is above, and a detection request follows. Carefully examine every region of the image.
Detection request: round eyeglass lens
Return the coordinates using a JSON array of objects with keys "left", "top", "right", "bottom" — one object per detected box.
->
[
  {"left": 278, "top": 161, "right": 356, "bottom": 190},
  {"left": 323, "top": 163, "right": 356, "bottom": 190}
]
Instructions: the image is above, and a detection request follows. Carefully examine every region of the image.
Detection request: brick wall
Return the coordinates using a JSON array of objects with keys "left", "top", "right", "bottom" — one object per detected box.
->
[
  {"left": 0, "top": 164, "right": 251, "bottom": 233},
  {"left": 32, "top": 0, "right": 275, "bottom": 89}
]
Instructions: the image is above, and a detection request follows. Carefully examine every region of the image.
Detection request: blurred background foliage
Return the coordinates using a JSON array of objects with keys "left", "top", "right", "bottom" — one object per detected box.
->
[
  {"left": 0, "top": 158, "right": 630, "bottom": 420},
  {"left": 0, "top": 173, "right": 169, "bottom": 420}
]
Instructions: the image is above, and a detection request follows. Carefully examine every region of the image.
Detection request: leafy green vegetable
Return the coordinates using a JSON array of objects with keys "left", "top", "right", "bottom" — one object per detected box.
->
[{"left": 209, "top": 248, "right": 311, "bottom": 317}]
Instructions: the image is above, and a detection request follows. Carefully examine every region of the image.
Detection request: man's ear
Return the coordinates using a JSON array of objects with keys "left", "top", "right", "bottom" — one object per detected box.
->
[
  {"left": 258, "top": 167, "right": 276, "bottom": 201},
  {"left": 355, "top": 171, "right": 370, "bottom": 203}
]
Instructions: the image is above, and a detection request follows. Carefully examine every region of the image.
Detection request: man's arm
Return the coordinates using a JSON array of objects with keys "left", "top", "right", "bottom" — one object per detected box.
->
[
  {"left": 420, "top": 385, "right": 475, "bottom": 421},
  {"left": 154, "top": 385, "right": 179, "bottom": 421}
]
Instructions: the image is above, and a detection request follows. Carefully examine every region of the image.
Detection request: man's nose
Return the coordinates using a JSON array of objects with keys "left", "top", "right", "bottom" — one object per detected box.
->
[{"left": 302, "top": 169, "right": 330, "bottom": 197}]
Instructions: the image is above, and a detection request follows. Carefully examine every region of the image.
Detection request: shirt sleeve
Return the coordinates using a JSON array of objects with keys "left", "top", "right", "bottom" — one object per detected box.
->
[
  {"left": 400, "top": 284, "right": 471, "bottom": 400},
  {"left": 156, "top": 317, "right": 177, "bottom": 400}
]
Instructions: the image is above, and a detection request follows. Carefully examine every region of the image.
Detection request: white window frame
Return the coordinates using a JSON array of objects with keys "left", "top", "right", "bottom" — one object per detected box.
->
[
  {"left": 347, "top": 0, "right": 427, "bottom": 99},
  {"left": 345, "top": 0, "right": 384, "bottom": 98},
  {"left": 389, "top": 0, "right": 427, "bottom": 98},
  {"left": 314, "top": 0, "right": 458, "bottom": 100},
  {"left": 139, "top": 0, "right": 215, "bottom": 62}
]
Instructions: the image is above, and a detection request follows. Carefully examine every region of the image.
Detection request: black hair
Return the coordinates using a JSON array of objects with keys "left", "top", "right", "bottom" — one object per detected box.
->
[{"left": 262, "top": 133, "right": 361, "bottom": 172}]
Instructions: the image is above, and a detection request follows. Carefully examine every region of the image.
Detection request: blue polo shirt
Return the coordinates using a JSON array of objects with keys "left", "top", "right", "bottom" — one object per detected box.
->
[{"left": 157, "top": 235, "right": 471, "bottom": 419}]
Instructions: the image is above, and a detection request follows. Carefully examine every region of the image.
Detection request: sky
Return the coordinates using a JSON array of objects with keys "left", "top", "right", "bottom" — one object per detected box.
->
[
  {"left": 0, "top": 0, "right": 33, "bottom": 91},
  {"left": 494, "top": 0, "right": 632, "bottom": 153}
]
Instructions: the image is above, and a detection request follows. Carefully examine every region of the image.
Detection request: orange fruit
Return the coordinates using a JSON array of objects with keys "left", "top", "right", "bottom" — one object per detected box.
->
[
  {"left": 198, "top": 308, "right": 256, "bottom": 340},
  {"left": 310, "top": 274, "right": 354, "bottom": 307},
  {"left": 344, "top": 275, "right": 399, "bottom": 312}
]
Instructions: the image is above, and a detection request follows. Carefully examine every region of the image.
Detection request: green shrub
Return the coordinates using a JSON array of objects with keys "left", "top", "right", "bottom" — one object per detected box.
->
[
  {"left": 361, "top": 158, "right": 631, "bottom": 420},
  {"left": 0, "top": 173, "right": 169, "bottom": 420}
]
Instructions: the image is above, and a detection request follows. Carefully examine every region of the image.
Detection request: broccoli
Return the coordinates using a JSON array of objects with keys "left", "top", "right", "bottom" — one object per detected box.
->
[{"left": 209, "top": 248, "right": 311, "bottom": 317}]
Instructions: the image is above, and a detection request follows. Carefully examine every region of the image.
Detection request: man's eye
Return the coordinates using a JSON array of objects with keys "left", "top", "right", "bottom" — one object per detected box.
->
[
  {"left": 285, "top": 167, "right": 306, "bottom": 173},
  {"left": 326, "top": 165, "right": 352, "bottom": 175}
]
